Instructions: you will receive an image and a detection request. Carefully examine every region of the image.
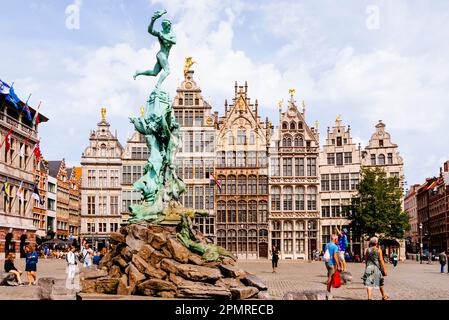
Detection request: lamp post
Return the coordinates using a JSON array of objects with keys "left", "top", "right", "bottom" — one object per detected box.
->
[{"left": 419, "top": 223, "right": 423, "bottom": 264}]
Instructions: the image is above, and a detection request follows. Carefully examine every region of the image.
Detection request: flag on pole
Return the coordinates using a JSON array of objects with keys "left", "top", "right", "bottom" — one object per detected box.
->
[
  {"left": 4, "top": 128, "right": 12, "bottom": 153},
  {"left": 32, "top": 102, "right": 41, "bottom": 126},
  {"left": 16, "top": 181, "right": 24, "bottom": 202},
  {"left": 33, "top": 140, "right": 42, "bottom": 163},
  {"left": 209, "top": 172, "right": 222, "bottom": 191},
  {"left": 6, "top": 83, "right": 20, "bottom": 109},
  {"left": 23, "top": 94, "right": 32, "bottom": 121},
  {"left": 19, "top": 141, "right": 26, "bottom": 158},
  {"left": 1, "top": 178, "right": 10, "bottom": 202},
  {"left": 33, "top": 183, "right": 43, "bottom": 205},
  {"left": 0, "top": 80, "right": 10, "bottom": 95}
]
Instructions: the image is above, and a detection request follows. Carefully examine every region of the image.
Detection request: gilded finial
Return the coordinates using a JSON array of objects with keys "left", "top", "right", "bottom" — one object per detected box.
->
[
  {"left": 278, "top": 99, "right": 283, "bottom": 110},
  {"left": 184, "top": 57, "right": 196, "bottom": 76},
  {"left": 288, "top": 89, "right": 296, "bottom": 95},
  {"left": 101, "top": 108, "right": 106, "bottom": 120},
  {"left": 336, "top": 114, "right": 342, "bottom": 122},
  {"left": 140, "top": 106, "right": 145, "bottom": 117},
  {"left": 302, "top": 100, "right": 306, "bottom": 110},
  {"left": 315, "top": 120, "right": 319, "bottom": 129}
]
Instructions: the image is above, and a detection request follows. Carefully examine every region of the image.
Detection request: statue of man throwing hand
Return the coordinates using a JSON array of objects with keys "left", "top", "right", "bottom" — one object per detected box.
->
[{"left": 133, "top": 10, "right": 176, "bottom": 89}]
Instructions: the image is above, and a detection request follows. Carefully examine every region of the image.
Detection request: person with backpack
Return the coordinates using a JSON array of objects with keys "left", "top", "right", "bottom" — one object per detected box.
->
[
  {"left": 324, "top": 234, "right": 342, "bottom": 300},
  {"left": 439, "top": 251, "right": 447, "bottom": 273},
  {"left": 335, "top": 227, "right": 349, "bottom": 271},
  {"left": 80, "top": 244, "right": 93, "bottom": 268}
]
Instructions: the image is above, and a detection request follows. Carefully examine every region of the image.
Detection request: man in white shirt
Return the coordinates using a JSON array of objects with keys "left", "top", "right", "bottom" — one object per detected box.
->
[
  {"left": 66, "top": 247, "right": 79, "bottom": 290},
  {"left": 81, "top": 244, "right": 93, "bottom": 268}
]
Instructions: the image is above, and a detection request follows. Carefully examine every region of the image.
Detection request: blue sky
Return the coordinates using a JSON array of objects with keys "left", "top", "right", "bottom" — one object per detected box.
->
[{"left": 2, "top": 0, "right": 449, "bottom": 187}]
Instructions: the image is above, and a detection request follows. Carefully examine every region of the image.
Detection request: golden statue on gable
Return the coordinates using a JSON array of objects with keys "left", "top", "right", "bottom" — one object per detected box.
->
[{"left": 184, "top": 57, "right": 196, "bottom": 76}]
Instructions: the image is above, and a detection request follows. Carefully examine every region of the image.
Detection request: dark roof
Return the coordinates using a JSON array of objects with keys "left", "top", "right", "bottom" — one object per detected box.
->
[
  {"left": 66, "top": 167, "right": 73, "bottom": 179},
  {"left": 48, "top": 161, "right": 62, "bottom": 178}
]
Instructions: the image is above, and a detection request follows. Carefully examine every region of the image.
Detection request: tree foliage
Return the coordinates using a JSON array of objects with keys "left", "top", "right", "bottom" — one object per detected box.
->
[{"left": 348, "top": 167, "right": 410, "bottom": 240}]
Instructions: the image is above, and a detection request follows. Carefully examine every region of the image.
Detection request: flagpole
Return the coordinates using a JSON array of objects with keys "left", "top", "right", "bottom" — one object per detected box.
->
[
  {"left": 0, "top": 81, "right": 14, "bottom": 111},
  {"left": 0, "top": 125, "right": 14, "bottom": 150},
  {"left": 10, "top": 132, "right": 33, "bottom": 165}
]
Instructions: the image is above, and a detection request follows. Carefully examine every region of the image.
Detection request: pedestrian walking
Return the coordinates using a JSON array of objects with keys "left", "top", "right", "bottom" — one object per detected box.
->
[
  {"left": 92, "top": 252, "right": 101, "bottom": 266},
  {"left": 66, "top": 247, "right": 78, "bottom": 289},
  {"left": 335, "top": 227, "right": 349, "bottom": 271},
  {"left": 391, "top": 251, "right": 398, "bottom": 267},
  {"left": 324, "top": 234, "right": 342, "bottom": 300},
  {"left": 271, "top": 245, "right": 280, "bottom": 273},
  {"left": 25, "top": 245, "right": 38, "bottom": 286},
  {"left": 4, "top": 253, "right": 23, "bottom": 285},
  {"left": 439, "top": 251, "right": 447, "bottom": 273},
  {"left": 43, "top": 245, "right": 49, "bottom": 259},
  {"left": 81, "top": 244, "right": 93, "bottom": 268},
  {"left": 362, "top": 237, "right": 389, "bottom": 300}
]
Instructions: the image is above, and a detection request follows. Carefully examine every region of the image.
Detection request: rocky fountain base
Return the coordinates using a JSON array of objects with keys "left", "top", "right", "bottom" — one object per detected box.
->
[{"left": 80, "top": 223, "right": 268, "bottom": 299}]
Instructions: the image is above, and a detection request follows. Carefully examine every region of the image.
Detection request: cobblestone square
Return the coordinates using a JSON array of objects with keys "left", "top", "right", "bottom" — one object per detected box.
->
[{"left": 1, "top": 258, "right": 449, "bottom": 300}]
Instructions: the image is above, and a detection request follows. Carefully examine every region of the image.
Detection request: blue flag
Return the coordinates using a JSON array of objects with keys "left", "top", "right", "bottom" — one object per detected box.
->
[
  {"left": 6, "top": 84, "right": 20, "bottom": 109},
  {"left": 23, "top": 94, "right": 32, "bottom": 121}
]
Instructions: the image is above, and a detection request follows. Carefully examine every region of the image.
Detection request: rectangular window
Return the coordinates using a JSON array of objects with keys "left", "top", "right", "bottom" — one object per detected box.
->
[
  {"left": 185, "top": 93, "right": 194, "bottom": 106},
  {"left": 99, "top": 196, "right": 107, "bottom": 215},
  {"left": 194, "top": 110, "right": 203, "bottom": 126},
  {"left": 122, "top": 166, "right": 132, "bottom": 184},
  {"left": 321, "top": 206, "right": 330, "bottom": 218},
  {"left": 271, "top": 158, "right": 280, "bottom": 176},
  {"left": 194, "top": 132, "right": 203, "bottom": 153},
  {"left": 351, "top": 173, "right": 359, "bottom": 190},
  {"left": 271, "top": 193, "right": 280, "bottom": 211},
  {"left": 307, "top": 158, "right": 316, "bottom": 176},
  {"left": 344, "top": 152, "right": 352, "bottom": 164},
  {"left": 371, "top": 154, "right": 376, "bottom": 165},
  {"left": 322, "top": 226, "right": 331, "bottom": 246},
  {"left": 341, "top": 173, "right": 350, "bottom": 191},
  {"left": 205, "top": 132, "right": 215, "bottom": 153},
  {"left": 132, "top": 166, "right": 142, "bottom": 182},
  {"left": 295, "top": 158, "right": 305, "bottom": 176},
  {"left": 327, "top": 153, "right": 335, "bottom": 165},
  {"left": 194, "top": 186, "right": 204, "bottom": 210},
  {"left": 110, "top": 196, "right": 118, "bottom": 215},
  {"left": 194, "top": 160, "right": 204, "bottom": 179},
  {"left": 388, "top": 153, "right": 393, "bottom": 164},
  {"left": 205, "top": 186, "right": 214, "bottom": 210},
  {"left": 321, "top": 174, "right": 330, "bottom": 191},
  {"left": 336, "top": 153, "right": 343, "bottom": 166},
  {"left": 247, "top": 152, "right": 257, "bottom": 167},
  {"left": 111, "top": 170, "right": 119, "bottom": 187},
  {"left": 88, "top": 196, "right": 96, "bottom": 215},
  {"left": 337, "top": 137, "right": 342, "bottom": 146},
  {"left": 331, "top": 174, "right": 340, "bottom": 191},
  {"left": 283, "top": 158, "right": 292, "bottom": 176}
]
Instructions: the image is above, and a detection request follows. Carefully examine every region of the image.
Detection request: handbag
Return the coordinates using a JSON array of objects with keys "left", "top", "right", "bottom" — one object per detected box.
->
[{"left": 332, "top": 270, "right": 341, "bottom": 288}]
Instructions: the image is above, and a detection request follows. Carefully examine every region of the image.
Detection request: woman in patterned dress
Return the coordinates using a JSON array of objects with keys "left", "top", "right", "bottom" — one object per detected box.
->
[{"left": 362, "top": 237, "right": 389, "bottom": 300}]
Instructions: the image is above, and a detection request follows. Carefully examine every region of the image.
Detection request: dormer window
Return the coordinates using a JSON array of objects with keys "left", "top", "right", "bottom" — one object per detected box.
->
[
  {"left": 337, "top": 137, "right": 342, "bottom": 146},
  {"left": 290, "top": 122, "right": 296, "bottom": 130},
  {"left": 282, "top": 122, "right": 288, "bottom": 130},
  {"left": 379, "top": 140, "right": 384, "bottom": 147}
]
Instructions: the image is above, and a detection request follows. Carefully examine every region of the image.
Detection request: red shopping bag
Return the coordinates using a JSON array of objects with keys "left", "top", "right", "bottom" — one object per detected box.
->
[{"left": 332, "top": 270, "right": 341, "bottom": 288}]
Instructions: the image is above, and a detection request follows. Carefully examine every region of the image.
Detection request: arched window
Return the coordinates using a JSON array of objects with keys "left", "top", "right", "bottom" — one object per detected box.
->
[
  {"left": 238, "top": 229, "right": 247, "bottom": 253},
  {"left": 259, "top": 229, "right": 268, "bottom": 238},
  {"left": 258, "top": 201, "right": 267, "bottom": 223},
  {"left": 237, "top": 129, "right": 246, "bottom": 145},
  {"left": 283, "top": 187, "right": 293, "bottom": 211},
  {"left": 217, "top": 202, "right": 226, "bottom": 222},
  {"left": 238, "top": 175, "right": 247, "bottom": 194},
  {"left": 282, "top": 122, "right": 288, "bottom": 130},
  {"left": 283, "top": 135, "right": 292, "bottom": 147},
  {"left": 217, "top": 230, "right": 226, "bottom": 248},
  {"left": 295, "top": 187, "right": 305, "bottom": 210},
  {"left": 249, "top": 201, "right": 257, "bottom": 223},
  {"left": 248, "top": 175, "right": 257, "bottom": 194},
  {"left": 228, "top": 175, "right": 236, "bottom": 194},
  {"left": 238, "top": 201, "right": 247, "bottom": 223},
  {"left": 249, "top": 132, "right": 255, "bottom": 145},
  {"left": 284, "top": 221, "right": 293, "bottom": 231},
  {"left": 217, "top": 151, "right": 225, "bottom": 167},
  {"left": 227, "top": 131, "right": 234, "bottom": 145},
  {"left": 218, "top": 175, "right": 226, "bottom": 194},
  {"left": 294, "top": 136, "right": 304, "bottom": 147},
  {"left": 228, "top": 230, "right": 237, "bottom": 252},
  {"left": 271, "top": 186, "right": 281, "bottom": 211},
  {"left": 290, "top": 122, "right": 296, "bottom": 130},
  {"left": 228, "top": 201, "right": 237, "bottom": 223},
  {"left": 378, "top": 154, "right": 385, "bottom": 165},
  {"left": 298, "top": 122, "right": 303, "bottom": 130},
  {"left": 100, "top": 144, "right": 107, "bottom": 157}
]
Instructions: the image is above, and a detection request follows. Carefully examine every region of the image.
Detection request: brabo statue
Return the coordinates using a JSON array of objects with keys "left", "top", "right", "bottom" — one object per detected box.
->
[
  {"left": 133, "top": 9, "right": 175, "bottom": 89},
  {"left": 128, "top": 10, "right": 206, "bottom": 225}
]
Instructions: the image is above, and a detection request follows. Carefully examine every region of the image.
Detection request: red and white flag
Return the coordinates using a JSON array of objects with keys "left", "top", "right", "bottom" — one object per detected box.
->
[
  {"left": 33, "top": 140, "right": 42, "bottom": 163},
  {"left": 4, "top": 128, "right": 12, "bottom": 153},
  {"left": 209, "top": 172, "right": 222, "bottom": 191}
]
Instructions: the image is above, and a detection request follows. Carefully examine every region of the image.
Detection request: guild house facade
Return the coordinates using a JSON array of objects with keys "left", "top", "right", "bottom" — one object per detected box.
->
[{"left": 268, "top": 92, "right": 320, "bottom": 260}]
